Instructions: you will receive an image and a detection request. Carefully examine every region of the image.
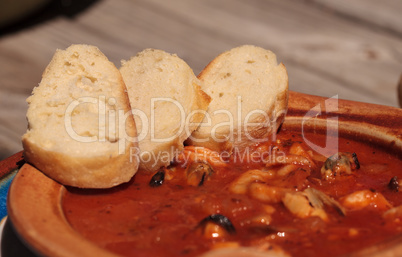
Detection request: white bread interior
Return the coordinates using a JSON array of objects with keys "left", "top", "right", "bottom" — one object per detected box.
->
[
  {"left": 22, "top": 44, "right": 139, "bottom": 188},
  {"left": 187, "top": 45, "right": 289, "bottom": 153},
  {"left": 120, "top": 49, "right": 210, "bottom": 172}
]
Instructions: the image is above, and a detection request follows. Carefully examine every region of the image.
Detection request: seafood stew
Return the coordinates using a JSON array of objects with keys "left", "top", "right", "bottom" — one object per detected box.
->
[{"left": 63, "top": 127, "right": 402, "bottom": 257}]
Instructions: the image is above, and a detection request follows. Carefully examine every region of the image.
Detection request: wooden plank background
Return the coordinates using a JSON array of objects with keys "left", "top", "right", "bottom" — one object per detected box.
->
[{"left": 0, "top": 0, "right": 401, "bottom": 160}]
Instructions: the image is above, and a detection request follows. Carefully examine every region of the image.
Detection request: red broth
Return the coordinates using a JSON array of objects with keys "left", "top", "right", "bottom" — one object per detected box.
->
[{"left": 63, "top": 129, "right": 402, "bottom": 257}]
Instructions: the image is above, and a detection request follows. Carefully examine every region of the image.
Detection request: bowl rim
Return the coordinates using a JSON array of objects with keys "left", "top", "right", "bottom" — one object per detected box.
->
[{"left": 5, "top": 91, "right": 402, "bottom": 257}]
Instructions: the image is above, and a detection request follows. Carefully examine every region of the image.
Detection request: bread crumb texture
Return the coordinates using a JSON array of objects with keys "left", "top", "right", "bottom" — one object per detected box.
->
[
  {"left": 21, "top": 44, "right": 287, "bottom": 187},
  {"left": 22, "top": 44, "right": 138, "bottom": 188},
  {"left": 189, "top": 45, "right": 289, "bottom": 152},
  {"left": 120, "top": 49, "right": 210, "bottom": 172}
]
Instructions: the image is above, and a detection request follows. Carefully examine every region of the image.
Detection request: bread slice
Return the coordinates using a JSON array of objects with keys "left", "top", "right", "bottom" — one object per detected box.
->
[
  {"left": 120, "top": 49, "right": 210, "bottom": 172},
  {"left": 187, "top": 45, "right": 288, "bottom": 153},
  {"left": 22, "top": 44, "right": 139, "bottom": 188}
]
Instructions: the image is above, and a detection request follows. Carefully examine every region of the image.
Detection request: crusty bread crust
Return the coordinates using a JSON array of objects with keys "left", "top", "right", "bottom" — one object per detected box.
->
[
  {"left": 22, "top": 44, "right": 139, "bottom": 188},
  {"left": 22, "top": 141, "right": 136, "bottom": 188},
  {"left": 188, "top": 45, "right": 289, "bottom": 153},
  {"left": 120, "top": 49, "right": 210, "bottom": 172}
]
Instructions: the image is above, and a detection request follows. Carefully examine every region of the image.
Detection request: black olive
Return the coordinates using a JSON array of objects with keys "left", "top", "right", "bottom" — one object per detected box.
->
[{"left": 149, "top": 169, "right": 165, "bottom": 187}]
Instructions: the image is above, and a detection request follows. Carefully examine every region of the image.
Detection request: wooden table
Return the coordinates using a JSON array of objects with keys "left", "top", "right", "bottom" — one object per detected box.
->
[{"left": 0, "top": 0, "right": 401, "bottom": 160}]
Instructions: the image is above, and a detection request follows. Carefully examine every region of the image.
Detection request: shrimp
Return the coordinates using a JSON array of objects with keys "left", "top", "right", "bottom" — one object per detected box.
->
[
  {"left": 265, "top": 143, "right": 317, "bottom": 177},
  {"left": 229, "top": 169, "right": 290, "bottom": 204},
  {"left": 229, "top": 169, "right": 275, "bottom": 195},
  {"left": 248, "top": 183, "right": 290, "bottom": 204},
  {"left": 340, "top": 190, "right": 392, "bottom": 211}
]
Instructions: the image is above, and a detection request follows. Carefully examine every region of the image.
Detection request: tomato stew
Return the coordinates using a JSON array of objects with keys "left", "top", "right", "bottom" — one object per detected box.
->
[{"left": 63, "top": 128, "right": 402, "bottom": 257}]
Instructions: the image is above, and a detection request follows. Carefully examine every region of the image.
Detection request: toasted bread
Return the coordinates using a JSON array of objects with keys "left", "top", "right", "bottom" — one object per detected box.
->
[
  {"left": 188, "top": 45, "right": 288, "bottom": 153},
  {"left": 120, "top": 49, "right": 210, "bottom": 172},
  {"left": 22, "top": 44, "right": 139, "bottom": 188}
]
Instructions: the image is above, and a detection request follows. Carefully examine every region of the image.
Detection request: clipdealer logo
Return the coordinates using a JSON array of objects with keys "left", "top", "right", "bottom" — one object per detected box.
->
[
  {"left": 63, "top": 95, "right": 339, "bottom": 161},
  {"left": 64, "top": 96, "right": 280, "bottom": 144}
]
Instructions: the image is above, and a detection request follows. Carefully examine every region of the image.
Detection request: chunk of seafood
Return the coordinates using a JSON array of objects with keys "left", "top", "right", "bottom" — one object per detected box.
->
[
  {"left": 229, "top": 169, "right": 275, "bottom": 195},
  {"left": 266, "top": 152, "right": 314, "bottom": 169},
  {"left": 282, "top": 192, "right": 328, "bottom": 221},
  {"left": 248, "top": 183, "right": 290, "bottom": 204},
  {"left": 242, "top": 214, "right": 278, "bottom": 236},
  {"left": 264, "top": 143, "right": 317, "bottom": 178},
  {"left": 196, "top": 214, "right": 236, "bottom": 239},
  {"left": 321, "top": 152, "right": 360, "bottom": 180},
  {"left": 186, "top": 161, "right": 214, "bottom": 186},
  {"left": 304, "top": 188, "right": 346, "bottom": 216},
  {"left": 247, "top": 214, "right": 274, "bottom": 227},
  {"left": 276, "top": 164, "right": 300, "bottom": 177},
  {"left": 340, "top": 190, "right": 392, "bottom": 211},
  {"left": 288, "top": 142, "right": 314, "bottom": 161},
  {"left": 383, "top": 205, "right": 402, "bottom": 222}
]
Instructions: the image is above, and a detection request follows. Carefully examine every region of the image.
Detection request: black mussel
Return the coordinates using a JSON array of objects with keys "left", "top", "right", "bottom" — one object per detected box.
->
[
  {"left": 196, "top": 214, "right": 236, "bottom": 238},
  {"left": 321, "top": 152, "right": 360, "bottom": 180},
  {"left": 304, "top": 188, "right": 346, "bottom": 216},
  {"left": 186, "top": 161, "right": 213, "bottom": 186},
  {"left": 149, "top": 169, "right": 165, "bottom": 187},
  {"left": 351, "top": 152, "right": 360, "bottom": 169}
]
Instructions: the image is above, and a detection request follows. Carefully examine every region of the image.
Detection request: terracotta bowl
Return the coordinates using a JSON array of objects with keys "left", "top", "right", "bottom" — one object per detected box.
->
[{"left": 5, "top": 91, "right": 402, "bottom": 257}]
